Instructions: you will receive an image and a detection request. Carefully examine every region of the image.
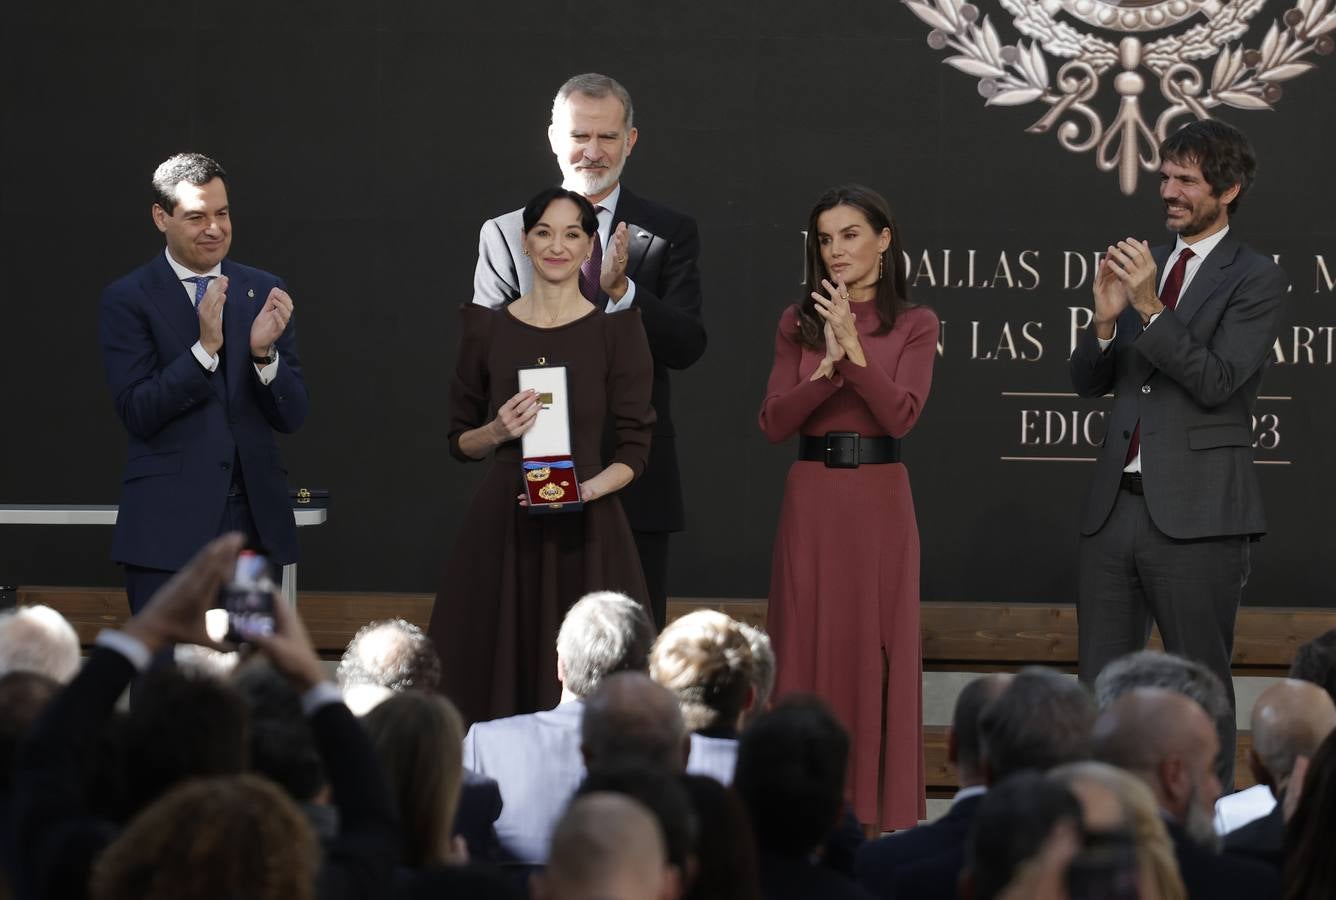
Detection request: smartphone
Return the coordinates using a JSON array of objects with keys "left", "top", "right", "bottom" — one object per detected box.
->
[
  {"left": 222, "top": 550, "right": 277, "bottom": 643},
  {"left": 1066, "top": 830, "right": 1141, "bottom": 900}
]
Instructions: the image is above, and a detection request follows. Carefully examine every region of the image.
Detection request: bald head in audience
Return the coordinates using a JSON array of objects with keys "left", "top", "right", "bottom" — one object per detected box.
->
[
  {"left": 533, "top": 792, "right": 679, "bottom": 900},
  {"left": 0, "top": 605, "right": 81, "bottom": 683},
  {"left": 581, "top": 671, "right": 689, "bottom": 771},
  {"left": 1093, "top": 687, "right": 1221, "bottom": 847},
  {"left": 1248, "top": 679, "right": 1336, "bottom": 802}
]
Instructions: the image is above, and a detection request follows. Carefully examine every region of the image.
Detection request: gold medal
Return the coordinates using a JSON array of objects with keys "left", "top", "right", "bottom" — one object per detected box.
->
[
  {"left": 539, "top": 482, "right": 566, "bottom": 501},
  {"left": 526, "top": 467, "right": 551, "bottom": 482}
]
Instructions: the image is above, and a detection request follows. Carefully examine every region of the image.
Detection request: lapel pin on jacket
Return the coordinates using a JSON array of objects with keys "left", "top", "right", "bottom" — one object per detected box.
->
[
  {"left": 248, "top": 288, "right": 255, "bottom": 298},
  {"left": 636, "top": 230, "right": 649, "bottom": 239}
]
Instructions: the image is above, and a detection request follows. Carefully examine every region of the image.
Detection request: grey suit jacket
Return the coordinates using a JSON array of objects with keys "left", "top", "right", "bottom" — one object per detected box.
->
[
  {"left": 471, "top": 186, "right": 706, "bottom": 533},
  {"left": 1070, "top": 233, "right": 1287, "bottom": 539},
  {"left": 462, "top": 701, "right": 585, "bottom": 864},
  {"left": 685, "top": 733, "right": 738, "bottom": 785}
]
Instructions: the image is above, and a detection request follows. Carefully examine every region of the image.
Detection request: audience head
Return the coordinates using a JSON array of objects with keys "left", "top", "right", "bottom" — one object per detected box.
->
[
  {"left": 1248, "top": 678, "right": 1336, "bottom": 796},
  {"left": 679, "top": 774, "right": 761, "bottom": 900},
  {"left": 582, "top": 671, "right": 688, "bottom": 771},
  {"left": 363, "top": 690, "right": 466, "bottom": 867},
  {"left": 1092, "top": 687, "right": 1221, "bottom": 847},
  {"left": 576, "top": 764, "right": 697, "bottom": 877},
  {"left": 650, "top": 610, "right": 755, "bottom": 735},
  {"left": 0, "top": 670, "right": 60, "bottom": 790},
  {"left": 1093, "top": 649, "right": 1233, "bottom": 786},
  {"left": 91, "top": 773, "right": 317, "bottom": 900},
  {"left": 125, "top": 667, "right": 248, "bottom": 813},
  {"left": 1289, "top": 628, "right": 1336, "bottom": 704},
  {"left": 230, "top": 658, "right": 325, "bottom": 804},
  {"left": 1283, "top": 729, "right": 1336, "bottom": 900},
  {"left": 557, "top": 591, "right": 656, "bottom": 701},
  {"left": 549, "top": 73, "right": 637, "bottom": 198},
  {"left": 735, "top": 623, "right": 774, "bottom": 728},
  {"left": 535, "top": 792, "right": 678, "bottom": 900},
  {"left": 734, "top": 695, "right": 849, "bottom": 859},
  {"left": 950, "top": 673, "right": 1013, "bottom": 787},
  {"left": 0, "top": 604, "right": 81, "bottom": 682},
  {"left": 979, "top": 667, "right": 1095, "bottom": 783},
  {"left": 962, "top": 772, "right": 1083, "bottom": 900},
  {"left": 1049, "top": 761, "right": 1187, "bottom": 900},
  {"left": 338, "top": 618, "right": 440, "bottom": 693}
]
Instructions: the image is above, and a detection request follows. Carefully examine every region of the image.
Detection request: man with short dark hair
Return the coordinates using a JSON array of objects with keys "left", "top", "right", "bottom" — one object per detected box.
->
[
  {"left": 100, "top": 152, "right": 306, "bottom": 613},
  {"left": 463, "top": 590, "right": 655, "bottom": 864},
  {"left": 472, "top": 73, "right": 706, "bottom": 630},
  {"left": 960, "top": 773, "right": 1084, "bottom": 900},
  {"left": 581, "top": 672, "right": 689, "bottom": 773},
  {"left": 1071, "top": 120, "right": 1288, "bottom": 783},
  {"left": 1289, "top": 628, "right": 1336, "bottom": 703}
]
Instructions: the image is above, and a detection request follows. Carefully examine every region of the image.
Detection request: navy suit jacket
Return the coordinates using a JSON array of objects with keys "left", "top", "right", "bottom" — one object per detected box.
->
[
  {"left": 855, "top": 791, "right": 984, "bottom": 900},
  {"left": 462, "top": 701, "right": 585, "bottom": 864},
  {"left": 472, "top": 186, "right": 706, "bottom": 532},
  {"left": 1167, "top": 819, "right": 1282, "bottom": 900},
  {"left": 99, "top": 252, "right": 308, "bottom": 568}
]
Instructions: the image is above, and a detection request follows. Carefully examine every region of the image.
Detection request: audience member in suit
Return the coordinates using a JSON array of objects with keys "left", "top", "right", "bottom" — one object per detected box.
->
[
  {"left": 737, "top": 623, "right": 775, "bottom": 730},
  {"left": 1049, "top": 761, "right": 1187, "bottom": 900},
  {"left": 679, "top": 774, "right": 762, "bottom": 900},
  {"left": 533, "top": 792, "right": 681, "bottom": 900},
  {"left": 735, "top": 696, "right": 875, "bottom": 900},
  {"left": 0, "top": 605, "right": 81, "bottom": 683},
  {"left": 1094, "top": 650, "right": 1237, "bottom": 794},
  {"left": 855, "top": 673, "right": 1012, "bottom": 899},
  {"left": 472, "top": 73, "right": 707, "bottom": 629},
  {"left": 650, "top": 609, "right": 756, "bottom": 784},
  {"left": 888, "top": 668, "right": 1094, "bottom": 900},
  {"left": 12, "top": 534, "right": 399, "bottom": 900},
  {"left": 100, "top": 154, "right": 306, "bottom": 613},
  {"left": 90, "top": 773, "right": 319, "bottom": 900},
  {"left": 959, "top": 772, "right": 1084, "bottom": 900},
  {"left": 1224, "top": 679, "right": 1336, "bottom": 871},
  {"left": 1093, "top": 687, "right": 1281, "bottom": 899},
  {"left": 1283, "top": 728, "right": 1336, "bottom": 900},
  {"left": 464, "top": 591, "right": 655, "bottom": 864},
  {"left": 336, "top": 617, "right": 502, "bottom": 859},
  {"left": 0, "top": 671, "right": 62, "bottom": 898},
  {"left": 582, "top": 672, "right": 690, "bottom": 773}
]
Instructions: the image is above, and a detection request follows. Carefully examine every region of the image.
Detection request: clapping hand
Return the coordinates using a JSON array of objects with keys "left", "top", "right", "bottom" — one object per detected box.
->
[
  {"left": 250, "top": 287, "right": 294, "bottom": 358},
  {"left": 600, "top": 222, "right": 631, "bottom": 300},
  {"left": 1092, "top": 247, "right": 1128, "bottom": 337},
  {"left": 1104, "top": 238, "right": 1161, "bottom": 321},
  {"left": 197, "top": 276, "right": 229, "bottom": 355}
]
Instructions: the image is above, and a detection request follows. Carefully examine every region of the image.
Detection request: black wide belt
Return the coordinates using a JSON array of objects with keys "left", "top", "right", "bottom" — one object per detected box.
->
[
  {"left": 798, "top": 432, "right": 901, "bottom": 468},
  {"left": 1120, "top": 472, "right": 1144, "bottom": 495}
]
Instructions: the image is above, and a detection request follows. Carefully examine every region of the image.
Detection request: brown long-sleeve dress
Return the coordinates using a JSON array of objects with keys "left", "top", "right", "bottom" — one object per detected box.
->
[
  {"left": 759, "top": 301, "right": 938, "bottom": 830},
  {"left": 430, "top": 304, "right": 655, "bottom": 724}
]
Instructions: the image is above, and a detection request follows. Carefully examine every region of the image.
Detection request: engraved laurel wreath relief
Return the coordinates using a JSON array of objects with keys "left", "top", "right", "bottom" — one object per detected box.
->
[{"left": 903, "top": 0, "right": 1336, "bottom": 193}]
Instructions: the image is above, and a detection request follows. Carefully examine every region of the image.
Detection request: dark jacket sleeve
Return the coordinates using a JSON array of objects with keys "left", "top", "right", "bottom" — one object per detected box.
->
[
  {"left": 447, "top": 305, "right": 496, "bottom": 463},
  {"left": 631, "top": 215, "right": 706, "bottom": 371},
  {"left": 251, "top": 277, "right": 309, "bottom": 434}
]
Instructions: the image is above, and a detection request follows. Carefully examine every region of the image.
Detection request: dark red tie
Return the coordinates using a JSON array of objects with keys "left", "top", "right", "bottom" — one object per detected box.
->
[
  {"left": 1125, "top": 247, "right": 1195, "bottom": 464},
  {"left": 579, "top": 206, "right": 605, "bottom": 303}
]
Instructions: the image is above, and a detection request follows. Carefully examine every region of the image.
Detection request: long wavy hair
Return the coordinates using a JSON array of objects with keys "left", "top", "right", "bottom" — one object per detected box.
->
[{"left": 796, "top": 184, "right": 912, "bottom": 349}]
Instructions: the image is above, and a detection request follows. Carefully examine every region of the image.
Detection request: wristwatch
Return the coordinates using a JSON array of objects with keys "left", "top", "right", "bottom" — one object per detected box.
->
[{"left": 251, "top": 348, "right": 277, "bottom": 366}]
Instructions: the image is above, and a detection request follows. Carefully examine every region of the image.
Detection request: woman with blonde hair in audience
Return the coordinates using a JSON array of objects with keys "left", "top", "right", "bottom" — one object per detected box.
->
[{"left": 1049, "top": 760, "right": 1186, "bottom": 900}]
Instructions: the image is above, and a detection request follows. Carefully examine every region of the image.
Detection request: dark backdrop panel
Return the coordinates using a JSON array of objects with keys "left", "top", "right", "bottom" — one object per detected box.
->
[{"left": 2, "top": 0, "right": 1333, "bottom": 606}]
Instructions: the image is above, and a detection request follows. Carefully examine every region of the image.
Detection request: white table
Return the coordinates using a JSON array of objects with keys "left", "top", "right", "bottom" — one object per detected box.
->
[{"left": 0, "top": 504, "right": 327, "bottom": 606}]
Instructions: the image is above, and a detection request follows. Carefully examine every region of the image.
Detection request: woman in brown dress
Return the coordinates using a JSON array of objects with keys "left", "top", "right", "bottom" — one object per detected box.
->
[
  {"left": 430, "top": 187, "right": 655, "bottom": 724},
  {"left": 759, "top": 185, "right": 938, "bottom": 830}
]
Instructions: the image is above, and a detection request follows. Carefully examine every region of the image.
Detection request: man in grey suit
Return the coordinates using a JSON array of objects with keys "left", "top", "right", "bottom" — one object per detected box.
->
[
  {"left": 1070, "top": 120, "right": 1288, "bottom": 769},
  {"left": 472, "top": 72, "right": 707, "bottom": 629},
  {"left": 462, "top": 590, "right": 655, "bottom": 864}
]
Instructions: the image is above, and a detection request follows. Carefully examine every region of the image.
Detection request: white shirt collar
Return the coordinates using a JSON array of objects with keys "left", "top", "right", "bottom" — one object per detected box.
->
[
  {"left": 164, "top": 248, "right": 222, "bottom": 281},
  {"left": 594, "top": 183, "right": 621, "bottom": 218},
  {"left": 1171, "top": 224, "right": 1229, "bottom": 265}
]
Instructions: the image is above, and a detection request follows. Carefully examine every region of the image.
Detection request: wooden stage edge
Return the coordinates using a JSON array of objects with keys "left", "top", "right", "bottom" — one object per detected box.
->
[{"left": 21, "top": 588, "right": 1324, "bottom": 792}]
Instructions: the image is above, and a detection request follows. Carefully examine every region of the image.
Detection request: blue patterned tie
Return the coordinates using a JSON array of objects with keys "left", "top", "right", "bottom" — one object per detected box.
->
[{"left": 183, "top": 275, "right": 215, "bottom": 307}]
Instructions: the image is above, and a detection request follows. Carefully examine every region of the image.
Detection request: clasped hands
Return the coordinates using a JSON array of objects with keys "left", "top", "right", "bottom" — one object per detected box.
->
[
  {"left": 810, "top": 278, "right": 865, "bottom": 381},
  {"left": 196, "top": 276, "right": 295, "bottom": 359},
  {"left": 1092, "top": 238, "right": 1161, "bottom": 339},
  {"left": 600, "top": 222, "right": 632, "bottom": 301}
]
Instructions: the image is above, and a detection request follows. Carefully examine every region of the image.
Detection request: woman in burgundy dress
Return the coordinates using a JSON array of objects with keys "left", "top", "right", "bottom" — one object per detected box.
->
[
  {"left": 430, "top": 187, "right": 654, "bottom": 725},
  {"left": 759, "top": 185, "right": 938, "bottom": 830}
]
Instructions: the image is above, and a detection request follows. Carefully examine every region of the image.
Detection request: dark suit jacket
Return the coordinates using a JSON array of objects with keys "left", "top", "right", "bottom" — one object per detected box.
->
[
  {"left": 1223, "top": 801, "right": 1284, "bottom": 871},
  {"left": 472, "top": 186, "right": 706, "bottom": 532},
  {"left": 462, "top": 700, "right": 585, "bottom": 864},
  {"left": 1167, "top": 820, "right": 1282, "bottom": 900},
  {"left": 454, "top": 769, "right": 505, "bottom": 862},
  {"left": 1069, "top": 234, "right": 1286, "bottom": 539},
  {"left": 99, "top": 252, "right": 308, "bottom": 568},
  {"left": 13, "top": 646, "right": 398, "bottom": 900},
  {"left": 855, "top": 792, "right": 984, "bottom": 900},
  {"left": 759, "top": 850, "right": 876, "bottom": 900}
]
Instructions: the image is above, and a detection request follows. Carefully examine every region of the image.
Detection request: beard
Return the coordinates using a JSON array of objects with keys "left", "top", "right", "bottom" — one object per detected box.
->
[
  {"left": 1182, "top": 780, "right": 1221, "bottom": 851},
  {"left": 563, "top": 155, "right": 625, "bottom": 197},
  {"left": 1165, "top": 197, "right": 1223, "bottom": 238}
]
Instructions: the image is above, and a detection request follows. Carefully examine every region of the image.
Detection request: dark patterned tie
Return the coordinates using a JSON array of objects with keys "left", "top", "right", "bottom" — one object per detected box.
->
[
  {"left": 579, "top": 206, "right": 606, "bottom": 303},
  {"left": 1125, "top": 247, "right": 1195, "bottom": 465},
  {"left": 184, "top": 275, "right": 216, "bottom": 307}
]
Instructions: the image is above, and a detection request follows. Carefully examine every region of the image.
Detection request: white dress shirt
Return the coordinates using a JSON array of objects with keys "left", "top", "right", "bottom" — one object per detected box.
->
[
  {"left": 1096, "top": 226, "right": 1230, "bottom": 473},
  {"left": 165, "top": 249, "right": 279, "bottom": 385}
]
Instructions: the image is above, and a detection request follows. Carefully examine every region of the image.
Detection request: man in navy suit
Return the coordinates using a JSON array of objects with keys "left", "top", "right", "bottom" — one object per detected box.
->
[
  {"left": 473, "top": 73, "right": 707, "bottom": 628},
  {"left": 462, "top": 590, "right": 656, "bottom": 864},
  {"left": 100, "top": 153, "right": 306, "bottom": 611}
]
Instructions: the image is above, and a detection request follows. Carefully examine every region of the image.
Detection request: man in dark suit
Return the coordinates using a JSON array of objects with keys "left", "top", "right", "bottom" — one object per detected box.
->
[
  {"left": 1094, "top": 687, "right": 1282, "bottom": 899},
  {"left": 100, "top": 153, "right": 306, "bottom": 612},
  {"left": 472, "top": 73, "right": 706, "bottom": 628},
  {"left": 854, "top": 673, "right": 1011, "bottom": 899},
  {"left": 462, "top": 590, "right": 655, "bottom": 864},
  {"left": 1070, "top": 121, "right": 1287, "bottom": 757}
]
